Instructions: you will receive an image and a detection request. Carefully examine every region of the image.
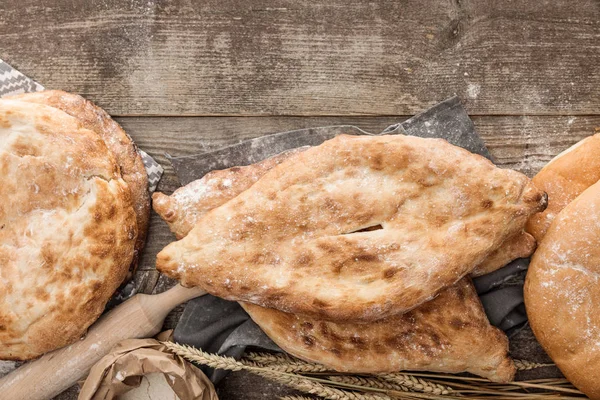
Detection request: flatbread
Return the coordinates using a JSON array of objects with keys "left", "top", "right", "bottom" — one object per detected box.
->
[
  {"left": 153, "top": 153, "right": 515, "bottom": 382},
  {"left": 153, "top": 147, "right": 307, "bottom": 240},
  {"left": 0, "top": 100, "right": 137, "bottom": 360},
  {"left": 157, "top": 134, "right": 547, "bottom": 321},
  {"left": 155, "top": 148, "right": 535, "bottom": 277},
  {"left": 470, "top": 231, "right": 536, "bottom": 277},
  {"left": 525, "top": 180, "right": 600, "bottom": 399},
  {"left": 242, "top": 279, "right": 514, "bottom": 382},
  {"left": 11, "top": 90, "right": 149, "bottom": 270}
]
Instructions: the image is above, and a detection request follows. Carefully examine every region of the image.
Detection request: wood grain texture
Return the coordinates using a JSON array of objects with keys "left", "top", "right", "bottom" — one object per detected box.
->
[{"left": 1, "top": 0, "right": 598, "bottom": 116}]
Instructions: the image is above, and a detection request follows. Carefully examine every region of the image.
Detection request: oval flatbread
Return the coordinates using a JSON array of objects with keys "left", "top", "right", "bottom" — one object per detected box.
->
[{"left": 157, "top": 134, "right": 546, "bottom": 322}]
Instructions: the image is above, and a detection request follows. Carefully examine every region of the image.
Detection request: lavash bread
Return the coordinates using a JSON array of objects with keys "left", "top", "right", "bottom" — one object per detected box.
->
[
  {"left": 241, "top": 279, "right": 515, "bottom": 382},
  {"left": 0, "top": 99, "right": 137, "bottom": 360},
  {"left": 157, "top": 134, "right": 547, "bottom": 322},
  {"left": 153, "top": 155, "right": 516, "bottom": 382},
  {"left": 525, "top": 180, "right": 600, "bottom": 399},
  {"left": 11, "top": 90, "right": 150, "bottom": 269},
  {"left": 525, "top": 133, "right": 600, "bottom": 242}
]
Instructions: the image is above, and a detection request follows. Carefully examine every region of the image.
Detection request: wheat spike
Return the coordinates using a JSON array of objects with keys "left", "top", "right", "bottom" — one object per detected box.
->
[
  {"left": 280, "top": 397, "right": 315, "bottom": 400},
  {"left": 513, "top": 359, "right": 555, "bottom": 370},
  {"left": 379, "top": 373, "right": 453, "bottom": 395},
  {"left": 243, "top": 352, "right": 330, "bottom": 373},
  {"left": 264, "top": 372, "right": 392, "bottom": 400},
  {"left": 329, "top": 376, "right": 411, "bottom": 392},
  {"left": 165, "top": 342, "right": 391, "bottom": 399},
  {"left": 246, "top": 352, "right": 295, "bottom": 364}
]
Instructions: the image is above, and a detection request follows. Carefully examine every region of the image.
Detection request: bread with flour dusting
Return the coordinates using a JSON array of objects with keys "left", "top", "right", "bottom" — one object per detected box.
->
[
  {"left": 153, "top": 147, "right": 307, "bottom": 240},
  {"left": 0, "top": 100, "right": 137, "bottom": 360},
  {"left": 153, "top": 158, "right": 515, "bottom": 382},
  {"left": 526, "top": 133, "right": 600, "bottom": 242},
  {"left": 11, "top": 90, "right": 149, "bottom": 270},
  {"left": 154, "top": 149, "right": 537, "bottom": 275},
  {"left": 525, "top": 180, "right": 600, "bottom": 399},
  {"left": 241, "top": 279, "right": 514, "bottom": 382},
  {"left": 157, "top": 134, "right": 547, "bottom": 321}
]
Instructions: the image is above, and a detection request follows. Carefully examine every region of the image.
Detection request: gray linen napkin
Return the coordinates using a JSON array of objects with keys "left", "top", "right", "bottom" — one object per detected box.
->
[{"left": 169, "top": 97, "right": 530, "bottom": 382}]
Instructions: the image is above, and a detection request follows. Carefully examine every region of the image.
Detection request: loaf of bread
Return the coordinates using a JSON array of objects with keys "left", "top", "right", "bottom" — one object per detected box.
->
[
  {"left": 153, "top": 149, "right": 516, "bottom": 382},
  {"left": 157, "top": 134, "right": 547, "bottom": 322},
  {"left": 241, "top": 279, "right": 515, "bottom": 382},
  {"left": 0, "top": 98, "right": 138, "bottom": 360},
  {"left": 526, "top": 133, "right": 600, "bottom": 242},
  {"left": 525, "top": 180, "right": 600, "bottom": 399},
  {"left": 12, "top": 90, "right": 150, "bottom": 269}
]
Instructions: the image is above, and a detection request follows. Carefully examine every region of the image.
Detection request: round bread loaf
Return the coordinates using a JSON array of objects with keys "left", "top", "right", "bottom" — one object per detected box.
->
[
  {"left": 0, "top": 99, "right": 137, "bottom": 360},
  {"left": 526, "top": 133, "right": 600, "bottom": 242},
  {"left": 11, "top": 90, "right": 150, "bottom": 271},
  {"left": 525, "top": 180, "right": 600, "bottom": 399}
]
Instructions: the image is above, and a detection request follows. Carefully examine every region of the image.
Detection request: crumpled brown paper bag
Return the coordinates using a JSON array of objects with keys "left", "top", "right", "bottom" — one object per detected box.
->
[{"left": 78, "top": 332, "right": 218, "bottom": 400}]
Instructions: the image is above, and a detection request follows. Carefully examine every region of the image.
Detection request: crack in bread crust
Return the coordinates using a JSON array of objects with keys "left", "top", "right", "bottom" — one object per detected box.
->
[{"left": 0, "top": 100, "right": 137, "bottom": 360}]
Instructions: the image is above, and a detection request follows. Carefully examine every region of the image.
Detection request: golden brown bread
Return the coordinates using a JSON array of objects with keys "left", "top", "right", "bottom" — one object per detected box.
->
[
  {"left": 241, "top": 279, "right": 515, "bottom": 382},
  {"left": 157, "top": 134, "right": 546, "bottom": 322},
  {"left": 154, "top": 154, "right": 515, "bottom": 382},
  {"left": 470, "top": 231, "right": 536, "bottom": 277},
  {"left": 11, "top": 90, "right": 150, "bottom": 269},
  {"left": 0, "top": 99, "right": 137, "bottom": 360},
  {"left": 525, "top": 180, "right": 600, "bottom": 399},
  {"left": 526, "top": 133, "right": 600, "bottom": 242},
  {"left": 155, "top": 148, "right": 536, "bottom": 277},
  {"left": 153, "top": 147, "right": 307, "bottom": 240}
]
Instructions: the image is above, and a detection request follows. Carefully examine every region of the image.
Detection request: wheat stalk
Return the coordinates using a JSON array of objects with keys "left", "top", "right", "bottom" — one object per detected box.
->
[
  {"left": 165, "top": 342, "right": 396, "bottom": 399},
  {"left": 243, "top": 352, "right": 330, "bottom": 373},
  {"left": 329, "top": 376, "right": 411, "bottom": 393},
  {"left": 261, "top": 370, "right": 393, "bottom": 400},
  {"left": 280, "top": 397, "right": 315, "bottom": 400},
  {"left": 165, "top": 343, "right": 584, "bottom": 399},
  {"left": 379, "top": 373, "right": 454, "bottom": 395},
  {"left": 513, "top": 359, "right": 555, "bottom": 370}
]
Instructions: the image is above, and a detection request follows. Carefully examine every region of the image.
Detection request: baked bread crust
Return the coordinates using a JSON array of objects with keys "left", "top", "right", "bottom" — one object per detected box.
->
[
  {"left": 153, "top": 147, "right": 307, "bottom": 240},
  {"left": 11, "top": 90, "right": 149, "bottom": 269},
  {"left": 525, "top": 180, "right": 600, "bottom": 399},
  {"left": 154, "top": 154, "right": 515, "bottom": 382},
  {"left": 155, "top": 148, "right": 536, "bottom": 277},
  {"left": 157, "top": 134, "right": 547, "bottom": 322},
  {"left": 470, "top": 231, "right": 536, "bottom": 277},
  {"left": 242, "top": 279, "right": 515, "bottom": 382},
  {"left": 526, "top": 134, "right": 600, "bottom": 242},
  {"left": 0, "top": 99, "right": 137, "bottom": 360}
]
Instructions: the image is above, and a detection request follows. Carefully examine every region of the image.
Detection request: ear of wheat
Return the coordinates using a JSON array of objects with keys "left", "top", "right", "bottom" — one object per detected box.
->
[{"left": 163, "top": 342, "right": 584, "bottom": 400}]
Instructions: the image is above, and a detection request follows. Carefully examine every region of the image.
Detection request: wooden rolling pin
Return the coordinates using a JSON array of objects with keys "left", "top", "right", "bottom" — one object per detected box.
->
[{"left": 0, "top": 284, "right": 206, "bottom": 400}]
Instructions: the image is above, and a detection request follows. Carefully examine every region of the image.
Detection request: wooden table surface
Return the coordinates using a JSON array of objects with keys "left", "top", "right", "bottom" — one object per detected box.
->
[{"left": 1, "top": 0, "right": 599, "bottom": 398}]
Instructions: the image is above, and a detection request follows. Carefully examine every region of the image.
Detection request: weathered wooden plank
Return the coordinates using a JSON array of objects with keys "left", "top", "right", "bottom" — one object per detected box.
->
[{"left": 1, "top": 0, "right": 598, "bottom": 116}]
